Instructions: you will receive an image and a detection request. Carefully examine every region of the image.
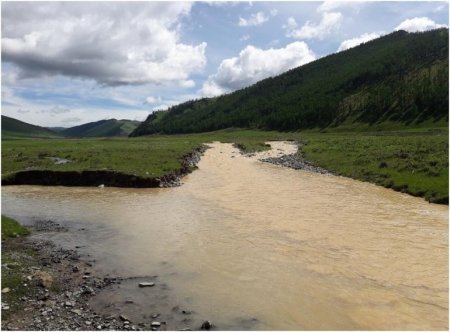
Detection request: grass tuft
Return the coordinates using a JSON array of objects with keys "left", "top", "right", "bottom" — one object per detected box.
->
[{"left": 2, "top": 215, "right": 30, "bottom": 240}]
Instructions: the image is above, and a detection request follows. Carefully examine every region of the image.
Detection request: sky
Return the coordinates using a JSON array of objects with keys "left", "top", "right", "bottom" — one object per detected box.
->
[{"left": 1, "top": 1, "right": 448, "bottom": 127}]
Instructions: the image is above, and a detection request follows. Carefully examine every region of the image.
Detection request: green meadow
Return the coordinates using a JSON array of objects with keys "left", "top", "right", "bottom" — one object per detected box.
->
[{"left": 2, "top": 128, "right": 448, "bottom": 203}]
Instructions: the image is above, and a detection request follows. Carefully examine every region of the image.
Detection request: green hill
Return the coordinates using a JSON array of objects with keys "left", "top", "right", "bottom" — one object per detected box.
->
[
  {"left": 61, "top": 119, "right": 140, "bottom": 137},
  {"left": 131, "top": 29, "right": 449, "bottom": 136},
  {"left": 1, "top": 115, "right": 61, "bottom": 139}
]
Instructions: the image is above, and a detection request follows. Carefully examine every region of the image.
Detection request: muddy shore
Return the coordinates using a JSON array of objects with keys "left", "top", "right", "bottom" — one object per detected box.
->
[{"left": 1, "top": 220, "right": 214, "bottom": 331}]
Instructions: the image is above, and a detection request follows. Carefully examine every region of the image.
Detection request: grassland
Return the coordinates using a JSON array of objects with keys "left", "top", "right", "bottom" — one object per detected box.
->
[
  {"left": 2, "top": 128, "right": 448, "bottom": 203},
  {"left": 300, "top": 129, "right": 448, "bottom": 204},
  {"left": 1, "top": 130, "right": 291, "bottom": 179}
]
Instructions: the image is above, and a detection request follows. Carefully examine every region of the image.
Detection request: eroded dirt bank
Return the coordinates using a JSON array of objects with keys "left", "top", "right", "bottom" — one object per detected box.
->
[{"left": 1, "top": 146, "right": 206, "bottom": 188}]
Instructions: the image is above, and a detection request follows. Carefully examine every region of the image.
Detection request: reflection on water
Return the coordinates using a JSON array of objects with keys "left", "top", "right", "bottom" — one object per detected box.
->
[{"left": 2, "top": 142, "right": 448, "bottom": 330}]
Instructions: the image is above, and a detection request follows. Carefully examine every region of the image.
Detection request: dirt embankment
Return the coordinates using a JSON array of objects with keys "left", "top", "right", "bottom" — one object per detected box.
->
[{"left": 2, "top": 146, "right": 207, "bottom": 188}]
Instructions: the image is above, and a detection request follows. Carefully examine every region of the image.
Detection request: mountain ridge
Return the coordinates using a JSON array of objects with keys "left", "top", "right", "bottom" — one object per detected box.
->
[
  {"left": 1, "top": 115, "right": 62, "bottom": 139},
  {"left": 2, "top": 116, "right": 140, "bottom": 138},
  {"left": 131, "top": 28, "right": 449, "bottom": 136},
  {"left": 61, "top": 119, "right": 140, "bottom": 137}
]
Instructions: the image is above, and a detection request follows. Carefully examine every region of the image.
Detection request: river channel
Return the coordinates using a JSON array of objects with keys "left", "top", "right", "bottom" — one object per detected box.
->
[{"left": 2, "top": 142, "right": 448, "bottom": 330}]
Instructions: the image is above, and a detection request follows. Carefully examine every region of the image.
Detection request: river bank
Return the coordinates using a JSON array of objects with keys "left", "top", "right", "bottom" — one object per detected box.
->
[
  {"left": 2, "top": 129, "right": 447, "bottom": 203},
  {"left": 1, "top": 219, "right": 213, "bottom": 331},
  {"left": 2, "top": 146, "right": 207, "bottom": 189},
  {"left": 241, "top": 141, "right": 331, "bottom": 175}
]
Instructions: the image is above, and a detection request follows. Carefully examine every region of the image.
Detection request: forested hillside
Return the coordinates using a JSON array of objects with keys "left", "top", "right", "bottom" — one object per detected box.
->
[{"left": 131, "top": 29, "right": 448, "bottom": 136}]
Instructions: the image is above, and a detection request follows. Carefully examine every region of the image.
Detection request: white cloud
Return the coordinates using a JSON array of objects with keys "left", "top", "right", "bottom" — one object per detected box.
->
[
  {"left": 39, "top": 106, "right": 71, "bottom": 115},
  {"left": 433, "top": 4, "right": 447, "bottom": 12},
  {"left": 394, "top": 17, "right": 447, "bottom": 33},
  {"left": 144, "top": 96, "right": 162, "bottom": 104},
  {"left": 240, "top": 35, "right": 251, "bottom": 42},
  {"left": 285, "top": 12, "right": 343, "bottom": 39},
  {"left": 200, "top": 41, "right": 316, "bottom": 97},
  {"left": 3, "top": 102, "right": 151, "bottom": 127},
  {"left": 337, "top": 32, "right": 383, "bottom": 52},
  {"left": 267, "top": 39, "right": 280, "bottom": 47},
  {"left": 317, "top": 1, "right": 362, "bottom": 12},
  {"left": 199, "top": 81, "right": 227, "bottom": 98},
  {"left": 204, "top": 1, "right": 240, "bottom": 7},
  {"left": 178, "top": 80, "right": 196, "bottom": 88},
  {"left": 2, "top": 2, "right": 207, "bottom": 86},
  {"left": 151, "top": 104, "right": 170, "bottom": 112},
  {"left": 238, "top": 12, "right": 269, "bottom": 27}
]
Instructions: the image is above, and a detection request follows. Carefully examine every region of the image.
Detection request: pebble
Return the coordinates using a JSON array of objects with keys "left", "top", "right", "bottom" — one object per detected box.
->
[
  {"left": 119, "top": 315, "right": 130, "bottom": 322},
  {"left": 151, "top": 321, "right": 161, "bottom": 327},
  {"left": 260, "top": 153, "right": 330, "bottom": 175},
  {"left": 138, "top": 282, "right": 155, "bottom": 287},
  {"left": 64, "top": 301, "right": 74, "bottom": 307},
  {"left": 2, "top": 287, "right": 11, "bottom": 293},
  {"left": 151, "top": 314, "right": 159, "bottom": 318},
  {"left": 200, "top": 320, "right": 212, "bottom": 330}
]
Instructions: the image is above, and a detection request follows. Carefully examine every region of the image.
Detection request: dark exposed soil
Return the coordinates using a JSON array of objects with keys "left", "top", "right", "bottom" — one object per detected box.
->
[{"left": 2, "top": 146, "right": 207, "bottom": 189}]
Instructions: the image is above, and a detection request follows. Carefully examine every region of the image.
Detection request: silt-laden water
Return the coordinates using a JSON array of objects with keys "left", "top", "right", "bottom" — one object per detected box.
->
[{"left": 2, "top": 142, "right": 448, "bottom": 330}]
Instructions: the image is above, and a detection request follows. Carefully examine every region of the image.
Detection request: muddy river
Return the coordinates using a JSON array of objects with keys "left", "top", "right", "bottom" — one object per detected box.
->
[{"left": 2, "top": 142, "right": 448, "bottom": 330}]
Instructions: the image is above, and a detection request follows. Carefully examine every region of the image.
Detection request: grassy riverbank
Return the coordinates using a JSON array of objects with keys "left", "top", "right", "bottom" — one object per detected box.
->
[
  {"left": 300, "top": 129, "right": 448, "bottom": 204},
  {"left": 2, "top": 215, "right": 30, "bottom": 240},
  {"left": 2, "top": 128, "right": 448, "bottom": 203}
]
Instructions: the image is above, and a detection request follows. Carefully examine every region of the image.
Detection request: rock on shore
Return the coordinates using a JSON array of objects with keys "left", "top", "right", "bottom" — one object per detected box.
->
[{"left": 260, "top": 153, "right": 331, "bottom": 174}]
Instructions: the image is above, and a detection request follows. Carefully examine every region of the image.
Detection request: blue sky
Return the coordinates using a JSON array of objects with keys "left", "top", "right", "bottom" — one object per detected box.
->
[{"left": 1, "top": 1, "right": 448, "bottom": 127}]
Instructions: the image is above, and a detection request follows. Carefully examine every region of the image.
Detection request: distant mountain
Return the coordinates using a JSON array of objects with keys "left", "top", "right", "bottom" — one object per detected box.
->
[
  {"left": 61, "top": 119, "right": 140, "bottom": 137},
  {"left": 131, "top": 28, "right": 449, "bottom": 136},
  {"left": 46, "top": 127, "right": 67, "bottom": 133},
  {"left": 2, "top": 115, "right": 62, "bottom": 139}
]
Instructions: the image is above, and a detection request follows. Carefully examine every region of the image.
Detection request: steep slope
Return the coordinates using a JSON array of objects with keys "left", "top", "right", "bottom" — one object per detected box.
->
[
  {"left": 1, "top": 115, "right": 62, "bottom": 139},
  {"left": 62, "top": 119, "right": 140, "bottom": 137},
  {"left": 131, "top": 29, "right": 449, "bottom": 136}
]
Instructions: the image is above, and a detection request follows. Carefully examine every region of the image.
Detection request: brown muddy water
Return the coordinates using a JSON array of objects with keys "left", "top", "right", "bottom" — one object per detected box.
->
[{"left": 2, "top": 142, "right": 448, "bottom": 330}]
